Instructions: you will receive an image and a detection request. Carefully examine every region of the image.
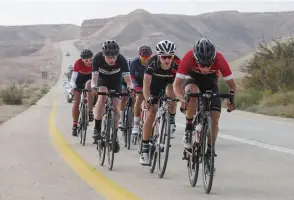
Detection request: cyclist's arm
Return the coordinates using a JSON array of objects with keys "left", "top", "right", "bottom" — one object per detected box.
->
[
  {"left": 218, "top": 53, "right": 237, "bottom": 93},
  {"left": 129, "top": 60, "right": 136, "bottom": 84},
  {"left": 121, "top": 57, "right": 134, "bottom": 89},
  {"left": 91, "top": 54, "right": 99, "bottom": 88},
  {"left": 173, "top": 51, "right": 191, "bottom": 102},
  {"left": 143, "top": 65, "right": 153, "bottom": 101},
  {"left": 70, "top": 61, "right": 79, "bottom": 88}
]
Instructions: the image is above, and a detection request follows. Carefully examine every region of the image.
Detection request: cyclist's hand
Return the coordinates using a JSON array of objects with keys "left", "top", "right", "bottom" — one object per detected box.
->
[
  {"left": 145, "top": 97, "right": 154, "bottom": 109},
  {"left": 91, "top": 87, "right": 98, "bottom": 95},
  {"left": 227, "top": 91, "right": 235, "bottom": 112},
  {"left": 128, "top": 88, "right": 135, "bottom": 98}
]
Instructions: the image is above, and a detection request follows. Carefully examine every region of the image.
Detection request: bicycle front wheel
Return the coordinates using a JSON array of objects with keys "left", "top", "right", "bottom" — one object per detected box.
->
[
  {"left": 82, "top": 104, "right": 88, "bottom": 146},
  {"left": 108, "top": 111, "right": 116, "bottom": 171},
  {"left": 157, "top": 113, "right": 170, "bottom": 178},
  {"left": 98, "top": 113, "right": 107, "bottom": 166},
  {"left": 202, "top": 115, "right": 215, "bottom": 194}
]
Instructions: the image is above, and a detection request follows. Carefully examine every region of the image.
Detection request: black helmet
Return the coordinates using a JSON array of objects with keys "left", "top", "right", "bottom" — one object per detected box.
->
[
  {"left": 80, "top": 49, "right": 93, "bottom": 59},
  {"left": 138, "top": 45, "right": 152, "bottom": 57},
  {"left": 193, "top": 37, "right": 216, "bottom": 66},
  {"left": 102, "top": 40, "right": 120, "bottom": 56}
]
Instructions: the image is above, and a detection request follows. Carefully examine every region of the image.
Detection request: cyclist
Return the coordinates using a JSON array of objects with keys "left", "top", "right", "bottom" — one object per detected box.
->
[
  {"left": 91, "top": 40, "right": 134, "bottom": 153},
  {"left": 70, "top": 49, "right": 95, "bottom": 136},
  {"left": 140, "top": 40, "right": 179, "bottom": 165},
  {"left": 118, "top": 58, "right": 132, "bottom": 129},
  {"left": 173, "top": 37, "right": 236, "bottom": 157},
  {"left": 130, "top": 44, "right": 153, "bottom": 136}
]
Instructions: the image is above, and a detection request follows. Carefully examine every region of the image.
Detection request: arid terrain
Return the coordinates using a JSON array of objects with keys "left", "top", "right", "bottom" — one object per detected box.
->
[
  {"left": 0, "top": 24, "right": 80, "bottom": 124},
  {"left": 1, "top": 9, "right": 294, "bottom": 123}
]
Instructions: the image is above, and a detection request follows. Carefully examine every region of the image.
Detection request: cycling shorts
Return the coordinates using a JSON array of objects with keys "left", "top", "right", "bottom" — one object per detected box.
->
[
  {"left": 98, "top": 73, "right": 122, "bottom": 93},
  {"left": 76, "top": 73, "right": 91, "bottom": 90}
]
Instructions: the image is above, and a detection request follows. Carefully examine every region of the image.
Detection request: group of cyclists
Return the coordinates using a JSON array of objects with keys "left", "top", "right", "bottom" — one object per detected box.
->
[{"left": 69, "top": 38, "right": 237, "bottom": 166}]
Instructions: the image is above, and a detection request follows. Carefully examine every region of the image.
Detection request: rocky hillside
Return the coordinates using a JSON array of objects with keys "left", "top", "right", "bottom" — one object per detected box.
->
[{"left": 76, "top": 9, "right": 294, "bottom": 61}]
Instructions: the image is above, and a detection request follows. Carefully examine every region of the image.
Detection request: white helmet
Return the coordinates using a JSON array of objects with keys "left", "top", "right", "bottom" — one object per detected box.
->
[{"left": 156, "top": 40, "right": 176, "bottom": 55}]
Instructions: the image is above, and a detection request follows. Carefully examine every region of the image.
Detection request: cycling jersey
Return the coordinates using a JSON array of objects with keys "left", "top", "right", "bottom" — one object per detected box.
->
[
  {"left": 130, "top": 57, "right": 146, "bottom": 90},
  {"left": 122, "top": 58, "right": 131, "bottom": 88},
  {"left": 70, "top": 59, "right": 92, "bottom": 89},
  {"left": 176, "top": 49, "right": 232, "bottom": 81},
  {"left": 178, "top": 49, "right": 233, "bottom": 112},
  {"left": 145, "top": 55, "right": 179, "bottom": 96},
  {"left": 92, "top": 52, "right": 130, "bottom": 93}
]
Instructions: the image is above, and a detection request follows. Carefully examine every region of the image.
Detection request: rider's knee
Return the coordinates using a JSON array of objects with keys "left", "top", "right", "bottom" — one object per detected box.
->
[{"left": 85, "top": 80, "right": 91, "bottom": 89}]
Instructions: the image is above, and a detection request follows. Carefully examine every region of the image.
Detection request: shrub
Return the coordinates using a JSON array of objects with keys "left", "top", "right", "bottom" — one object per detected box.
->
[{"left": 0, "top": 83, "right": 24, "bottom": 105}]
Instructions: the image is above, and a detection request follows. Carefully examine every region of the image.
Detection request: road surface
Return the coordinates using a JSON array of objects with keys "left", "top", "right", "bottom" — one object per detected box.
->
[{"left": 1, "top": 40, "right": 294, "bottom": 200}]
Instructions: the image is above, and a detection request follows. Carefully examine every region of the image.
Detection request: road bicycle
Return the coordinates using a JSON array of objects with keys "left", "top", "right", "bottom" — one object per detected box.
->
[
  {"left": 146, "top": 93, "right": 179, "bottom": 178},
  {"left": 75, "top": 88, "right": 92, "bottom": 146},
  {"left": 183, "top": 90, "right": 234, "bottom": 193},
  {"left": 95, "top": 89, "right": 129, "bottom": 171}
]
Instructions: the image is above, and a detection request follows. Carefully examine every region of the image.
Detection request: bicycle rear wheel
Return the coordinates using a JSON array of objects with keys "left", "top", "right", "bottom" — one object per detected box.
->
[
  {"left": 107, "top": 111, "right": 116, "bottom": 170},
  {"left": 157, "top": 114, "right": 170, "bottom": 178},
  {"left": 98, "top": 114, "right": 107, "bottom": 166},
  {"left": 202, "top": 115, "right": 215, "bottom": 194}
]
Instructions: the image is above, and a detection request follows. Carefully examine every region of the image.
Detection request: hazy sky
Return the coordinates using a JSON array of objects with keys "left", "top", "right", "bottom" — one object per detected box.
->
[{"left": 2, "top": 0, "right": 294, "bottom": 26}]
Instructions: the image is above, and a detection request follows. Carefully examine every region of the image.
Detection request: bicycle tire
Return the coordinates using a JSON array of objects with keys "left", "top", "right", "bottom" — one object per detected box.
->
[
  {"left": 79, "top": 104, "right": 85, "bottom": 144},
  {"left": 188, "top": 113, "right": 201, "bottom": 187},
  {"left": 108, "top": 110, "right": 116, "bottom": 171},
  {"left": 149, "top": 126, "right": 158, "bottom": 173},
  {"left": 126, "top": 107, "right": 132, "bottom": 150},
  {"left": 157, "top": 113, "right": 170, "bottom": 178},
  {"left": 98, "top": 113, "right": 107, "bottom": 166},
  {"left": 202, "top": 115, "right": 215, "bottom": 194},
  {"left": 82, "top": 104, "right": 88, "bottom": 146}
]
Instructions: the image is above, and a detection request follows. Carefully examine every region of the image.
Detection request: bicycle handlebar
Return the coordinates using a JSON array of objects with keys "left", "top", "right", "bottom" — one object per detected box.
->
[{"left": 185, "top": 90, "right": 235, "bottom": 113}]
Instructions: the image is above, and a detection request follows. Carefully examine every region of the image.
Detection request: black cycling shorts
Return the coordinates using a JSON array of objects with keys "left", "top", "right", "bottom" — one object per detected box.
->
[
  {"left": 182, "top": 78, "right": 221, "bottom": 112},
  {"left": 98, "top": 74, "right": 122, "bottom": 93},
  {"left": 76, "top": 73, "right": 91, "bottom": 89}
]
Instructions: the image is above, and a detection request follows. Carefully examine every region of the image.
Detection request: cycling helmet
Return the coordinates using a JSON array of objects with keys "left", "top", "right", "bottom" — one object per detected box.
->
[
  {"left": 193, "top": 37, "right": 216, "bottom": 66},
  {"left": 138, "top": 44, "right": 152, "bottom": 57},
  {"left": 80, "top": 49, "right": 93, "bottom": 59},
  {"left": 102, "top": 40, "right": 120, "bottom": 56},
  {"left": 156, "top": 40, "right": 176, "bottom": 55}
]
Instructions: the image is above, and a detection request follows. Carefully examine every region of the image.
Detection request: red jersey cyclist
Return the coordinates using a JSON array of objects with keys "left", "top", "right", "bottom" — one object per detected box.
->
[
  {"left": 173, "top": 38, "right": 236, "bottom": 157},
  {"left": 70, "top": 49, "right": 95, "bottom": 136}
]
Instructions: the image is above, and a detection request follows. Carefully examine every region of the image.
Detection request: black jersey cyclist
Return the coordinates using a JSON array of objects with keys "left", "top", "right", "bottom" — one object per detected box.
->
[
  {"left": 91, "top": 40, "right": 134, "bottom": 153},
  {"left": 140, "top": 40, "right": 179, "bottom": 165}
]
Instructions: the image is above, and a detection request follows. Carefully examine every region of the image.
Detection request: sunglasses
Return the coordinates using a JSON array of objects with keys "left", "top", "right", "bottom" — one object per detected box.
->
[
  {"left": 82, "top": 58, "right": 92, "bottom": 63},
  {"left": 140, "top": 56, "right": 151, "bottom": 60},
  {"left": 160, "top": 55, "right": 174, "bottom": 60},
  {"left": 105, "top": 55, "right": 117, "bottom": 60}
]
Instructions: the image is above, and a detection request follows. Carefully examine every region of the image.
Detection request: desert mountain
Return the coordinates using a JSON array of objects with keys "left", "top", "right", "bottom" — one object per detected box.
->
[
  {"left": 0, "top": 24, "right": 80, "bottom": 58},
  {"left": 76, "top": 9, "right": 294, "bottom": 61}
]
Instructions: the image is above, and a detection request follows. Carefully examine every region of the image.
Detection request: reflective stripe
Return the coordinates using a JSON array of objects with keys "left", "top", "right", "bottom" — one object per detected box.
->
[{"left": 99, "top": 68, "right": 121, "bottom": 75}]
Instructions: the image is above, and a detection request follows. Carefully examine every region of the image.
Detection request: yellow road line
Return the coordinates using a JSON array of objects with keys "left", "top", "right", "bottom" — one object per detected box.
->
[{"left": 49, "top": 99, "right": 141, "bottom": 200}]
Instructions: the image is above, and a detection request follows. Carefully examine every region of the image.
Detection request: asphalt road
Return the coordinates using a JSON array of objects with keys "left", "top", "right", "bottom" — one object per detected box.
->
[{"left": 1, "top": 40, "right": 294, "bottom": 200}]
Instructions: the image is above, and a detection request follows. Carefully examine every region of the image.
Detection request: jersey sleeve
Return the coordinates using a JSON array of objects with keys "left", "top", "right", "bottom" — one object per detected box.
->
[
  {"left": 73, "top": 60, "right": 80, "bottom": 72},
  {"left": 217, "top": 53, "right": 233, "bottom": 80},
  {"left": 145, "top": 61, "right": 155, "bottom": 75},
  {"left": 92, "top": 53, "right": 100, "bottom": 73},
  {"left": 176, "top": 50, "right": 192, "bottom": 79},
  {"left": 120, "top": 56, "right": 130, "bottom": 76}
]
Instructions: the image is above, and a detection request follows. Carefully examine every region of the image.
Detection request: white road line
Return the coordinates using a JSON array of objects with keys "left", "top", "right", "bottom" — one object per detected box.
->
[{"left": 176, "top": 122, "right": 294, "bottom": 156}]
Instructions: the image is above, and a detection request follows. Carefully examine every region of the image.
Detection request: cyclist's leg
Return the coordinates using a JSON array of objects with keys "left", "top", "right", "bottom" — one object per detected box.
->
[
  {"left": 92, "top": 75, "right": 108, "bottom": 140},
  {"left": 207, "top": 83, "right": 221, "bottom": 155},
  {"left": 140, "top": 84, "right": 160, "bottom": 165},
  {"left": 132, "top": 86, "right": 144, "bottom": 135},
  {"left": 111, "top": 81, "right": 124, "bottom": 153},
  {"left": 71, "top": 73, "right": 86, "bottom": 136},
  {"left": 118, "top": 83, "right": 127, "bottom": 128},
  {"left": 165, "top": 84, "right": 177, "bottom": 138},
  {"left": 85, "top": 79, "right": 94, "bottom": 122},
  {"left": 72, "top": 90, "right": 81, "bottom": 136},
  {"left": 183, "top": 78, "right": 199, "bottom": 148}
]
